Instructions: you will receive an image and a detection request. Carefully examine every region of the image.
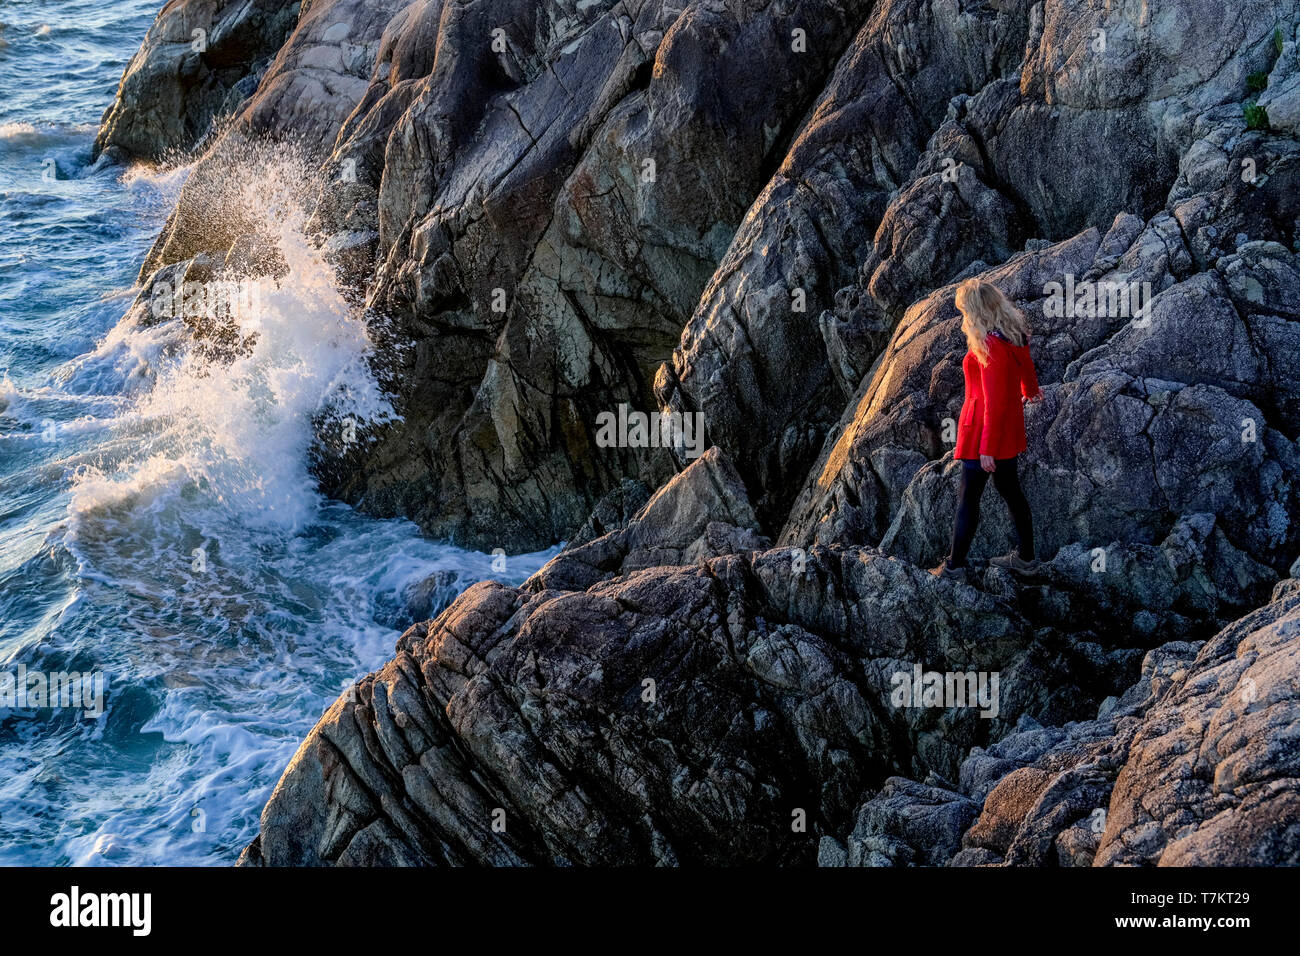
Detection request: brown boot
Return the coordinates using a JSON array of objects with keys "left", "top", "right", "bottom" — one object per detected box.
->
[
  {"left": 989, "top": 553, "right": 1041, "bottom": 573},
  {"left": 928, "top": 561, "right": 968, "bottom": 581}
]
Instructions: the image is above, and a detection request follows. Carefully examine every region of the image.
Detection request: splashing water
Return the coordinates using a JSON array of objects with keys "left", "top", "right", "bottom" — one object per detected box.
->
[
  {"left": 0, "top": 0, "right": 557, "bottom": 866},
  {"left": 68, "top": 149, "right": 396, "bottom": 532}
]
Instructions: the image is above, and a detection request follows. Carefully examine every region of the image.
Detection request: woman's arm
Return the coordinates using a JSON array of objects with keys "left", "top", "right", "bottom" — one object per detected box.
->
[{"left": 1019, "top": 345, "right": 1042, "bottom": 401}]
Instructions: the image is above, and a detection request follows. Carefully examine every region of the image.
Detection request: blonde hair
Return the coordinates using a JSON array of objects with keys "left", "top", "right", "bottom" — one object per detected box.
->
[{"left": 955, "top": 278, "right": 1029, "bottom": 365}]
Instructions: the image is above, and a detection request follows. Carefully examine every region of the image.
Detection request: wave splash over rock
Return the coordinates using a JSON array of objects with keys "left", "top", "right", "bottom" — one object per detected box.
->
[{"left": 71, "top": 141, "right": 394, "bottom": 532}]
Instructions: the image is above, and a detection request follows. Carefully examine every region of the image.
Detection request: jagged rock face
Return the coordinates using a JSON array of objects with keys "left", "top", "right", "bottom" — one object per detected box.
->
[
  {"left": 1098, "top": 580, "right": 1300, "bottom": 865},
  {"left": 94, "top": 0, "right": 303, "bottom": 161},
  {"left": 240, "top": 451, "right": 1184, "bottom": 866},
  {"left": 658, "top": 0, "right": 1035, "bottom": 529},
  {"left": 836, "top": 580, "right": 1300, "bottom": 868},
  {"left": 326, "top": 0, "right": 875, "bottom": 550},
  {"left": 672, "top": 0, "right": 1296, "bottom": 532},
  {"left": 97, "top": 0, "right": 1300, "bottom": 866},
  {"left": 102, "top": 0, "right": 1300, "bottom": 554},
  {"left": 118, "top": 0, "right": 874, "bottom": 550},
  {"left": 782, "top": 234, "right": 1300, "bottom": 612},
  {"left": 240, "top": 453, "right": 1300, "bottom": 867}
]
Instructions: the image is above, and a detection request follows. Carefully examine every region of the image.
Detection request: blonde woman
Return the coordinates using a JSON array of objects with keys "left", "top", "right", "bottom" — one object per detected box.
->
[{"left": 930, "top": 278, "right": 1044, "bottom": 579}]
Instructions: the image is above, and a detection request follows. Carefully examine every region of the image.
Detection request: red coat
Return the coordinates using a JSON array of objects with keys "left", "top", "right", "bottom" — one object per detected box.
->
[{"left": 954, "top": 333, "right": 1041, "bottom": 460}]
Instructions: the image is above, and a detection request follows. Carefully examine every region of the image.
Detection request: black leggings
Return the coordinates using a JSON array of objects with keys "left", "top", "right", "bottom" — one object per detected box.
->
[{"left": 948, "top": 456, "right": 1034, "bottom": 567}]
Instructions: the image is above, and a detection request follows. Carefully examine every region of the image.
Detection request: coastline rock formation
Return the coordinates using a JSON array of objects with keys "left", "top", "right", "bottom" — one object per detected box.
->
[
  {"left": 94, "top": 0, "right": 303, "bottom": 161},
  {"left": 97, "top": 0, "right": 1300, "bottom": 865}
]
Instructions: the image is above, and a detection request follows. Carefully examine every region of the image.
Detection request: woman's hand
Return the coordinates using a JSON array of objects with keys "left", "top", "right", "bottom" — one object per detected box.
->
[
  {"left": 1023, "top": 390, "right": 1044, "bottom": 405},
  {"left": 980, "top": 455, "right": 996, "bottom": 473}
]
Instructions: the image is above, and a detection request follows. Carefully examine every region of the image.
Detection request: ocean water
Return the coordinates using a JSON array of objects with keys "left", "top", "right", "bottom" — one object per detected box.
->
[{"left": 0, "top": 0, "right": 555, "bottom": 865}]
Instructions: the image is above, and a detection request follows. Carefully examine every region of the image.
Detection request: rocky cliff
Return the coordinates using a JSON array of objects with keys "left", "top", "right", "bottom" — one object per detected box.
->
[{"left": 98, "top": 0, "right": 1300, "bottom": 865}]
